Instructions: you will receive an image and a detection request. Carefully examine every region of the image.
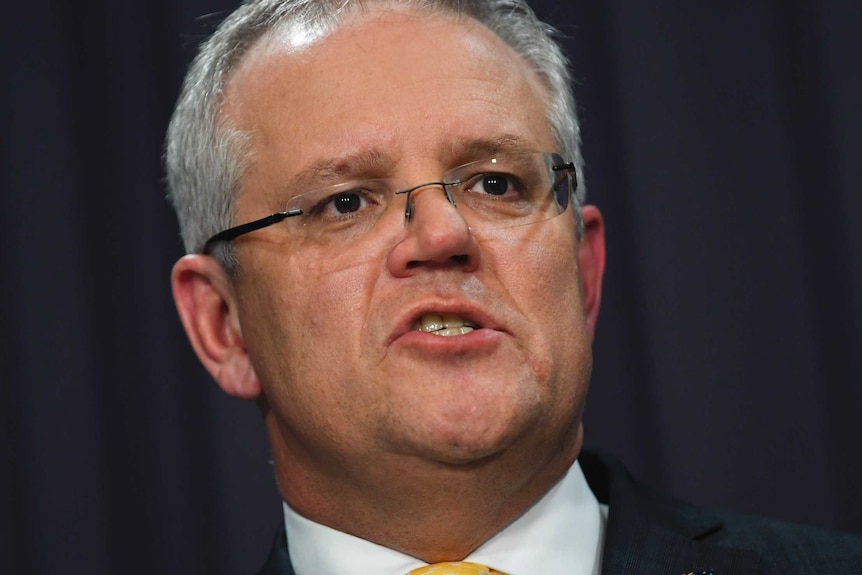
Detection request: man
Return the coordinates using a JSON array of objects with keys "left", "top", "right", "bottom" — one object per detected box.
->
[{"left": 165, "top": 1, "right": 862, "bottom": 574}]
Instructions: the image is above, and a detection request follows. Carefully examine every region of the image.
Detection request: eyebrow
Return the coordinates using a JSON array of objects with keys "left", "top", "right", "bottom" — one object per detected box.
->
[
  {"left": 282, "top": 134, "right": 541, "bottom": 194},
  {"left": 283, "top": 148, "right": 391, "bottom": 196},
  {"left": 447, "top": 134, "right": 541, "bottom": 161}
]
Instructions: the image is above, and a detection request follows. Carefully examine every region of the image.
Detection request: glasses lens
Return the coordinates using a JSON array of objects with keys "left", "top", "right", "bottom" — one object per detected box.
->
[
  {"left": 444, "top": 152, "right": 572, "bottom": 229},
  {"left": 285, "top": 178, "right": 399, "bottom": 246},
  {"left": 282, "top": 153, "right": 573, "bottom": 246}
]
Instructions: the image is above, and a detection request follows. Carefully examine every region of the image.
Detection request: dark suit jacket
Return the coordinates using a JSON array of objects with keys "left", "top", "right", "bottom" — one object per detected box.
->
[{"left": 255, "top": 450, "right": 862, "bottom": 574}]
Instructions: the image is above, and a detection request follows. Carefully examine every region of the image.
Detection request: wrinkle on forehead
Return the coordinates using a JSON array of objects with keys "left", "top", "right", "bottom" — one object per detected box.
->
[
  {"left": 223, "top": 3, "right": 549, "bottom": 144},
  {"left": 282, "top": 133, "right": 545, "bottom": 200}
]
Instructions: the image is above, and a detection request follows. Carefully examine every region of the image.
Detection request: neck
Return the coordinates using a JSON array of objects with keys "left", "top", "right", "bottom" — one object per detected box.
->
[{"left": 267, "top": 416, "right": 582, "bottom": 562}]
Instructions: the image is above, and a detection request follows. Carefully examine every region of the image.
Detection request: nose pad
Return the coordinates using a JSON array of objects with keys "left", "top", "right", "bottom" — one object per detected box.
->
[
  {"left": 388, "top": 182, "right": 479, "bottom": 276},
  {"left": 401, "top": 181, "right": 456, "bottom": 223},
  {"left": 404, "top": 185, "right": 473, "bottom": 248}
]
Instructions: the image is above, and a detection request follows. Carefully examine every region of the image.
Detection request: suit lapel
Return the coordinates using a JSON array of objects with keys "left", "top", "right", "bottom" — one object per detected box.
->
[
  {"left": 581, "top": 451, "right": 762, "bottom": 575},
  {"left": 600, "top": 507, "right": 760, "bottom": 575},
  {"left": 256, "top": 523, "right": 297, "bottom": 575}
]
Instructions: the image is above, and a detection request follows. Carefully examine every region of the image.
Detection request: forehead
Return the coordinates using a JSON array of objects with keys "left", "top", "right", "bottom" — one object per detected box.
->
[{"left": 222, "top": 6, "right": 553, "bottom": 187}]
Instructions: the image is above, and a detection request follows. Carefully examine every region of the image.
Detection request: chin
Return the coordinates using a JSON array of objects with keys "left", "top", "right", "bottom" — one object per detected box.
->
[
  {"left": 412, "top": 438, "right": 512, "bottom": 467},
  {"left": 393, "top": 403, "right": 540, "bottom": 466},
  {"left": 377, "top": 363, "right": 559, "bottom": 461}
]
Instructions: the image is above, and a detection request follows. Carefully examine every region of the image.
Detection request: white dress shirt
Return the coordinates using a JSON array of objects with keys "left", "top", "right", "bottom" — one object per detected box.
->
[{"left": 283, "top": 460, "right": 608, "bottom": 575}]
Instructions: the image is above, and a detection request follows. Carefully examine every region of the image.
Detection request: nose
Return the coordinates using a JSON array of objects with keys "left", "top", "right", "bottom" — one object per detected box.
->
[{"left": 387, "top": 184, "right": 480, "bottom": 276}]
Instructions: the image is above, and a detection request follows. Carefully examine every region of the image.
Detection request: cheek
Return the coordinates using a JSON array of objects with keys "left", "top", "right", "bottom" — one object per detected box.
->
[
  {"left": 486, "top": 224, "right": 583, "bottom": 317},
  {"left": 483, "top": 224, "right": 587, "bottom": 384},
  {"left": 241, "top": 250, "right": 386, "bottom": 428},
  {"left": 282, "top": 245, "right": 388, "bottom": 360},
  {"left": 240, "top": 245, "right": 379, "bottom": 351},
  {"left": 531, "top": 239, "right": 583, "bottom": 317}
]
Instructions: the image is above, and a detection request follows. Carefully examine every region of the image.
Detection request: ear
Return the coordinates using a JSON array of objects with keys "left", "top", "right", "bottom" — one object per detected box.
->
[
  {"left": 171, "top": 255, "right": 261, "bottom": 399},
  {"left": 577, "top": 205, "right": 606, "bottom": 341}
]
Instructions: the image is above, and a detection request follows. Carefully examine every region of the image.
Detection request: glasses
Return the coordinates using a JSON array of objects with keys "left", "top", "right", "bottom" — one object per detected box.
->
[{"left": 201, "top": 151, "right": 577, "bottom": 253}]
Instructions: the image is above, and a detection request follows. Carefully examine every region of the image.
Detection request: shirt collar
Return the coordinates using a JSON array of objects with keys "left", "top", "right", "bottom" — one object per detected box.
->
[{"left": 283, "top": 459, "right": 606, "bottom": 575}]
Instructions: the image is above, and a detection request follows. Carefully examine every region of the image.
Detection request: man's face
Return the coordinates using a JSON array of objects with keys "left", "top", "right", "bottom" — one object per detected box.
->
[{"left": 219, "top": 7, "right": 602, "bottom": 478}]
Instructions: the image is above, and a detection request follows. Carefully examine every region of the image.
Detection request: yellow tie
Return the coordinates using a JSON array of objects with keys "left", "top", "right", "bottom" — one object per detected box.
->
[{"left": 407, "top": 561, "right": 508, "bottom": 575}]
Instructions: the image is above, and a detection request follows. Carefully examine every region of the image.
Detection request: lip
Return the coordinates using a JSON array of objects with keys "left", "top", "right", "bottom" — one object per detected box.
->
[{"left": 388, "top": 299, "right": 506, "bottom": 347}]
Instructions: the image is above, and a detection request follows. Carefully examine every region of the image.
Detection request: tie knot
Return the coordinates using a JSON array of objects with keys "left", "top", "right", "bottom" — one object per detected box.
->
[{"left": 407, "top": 561, "right": 507, "bottom": 575}]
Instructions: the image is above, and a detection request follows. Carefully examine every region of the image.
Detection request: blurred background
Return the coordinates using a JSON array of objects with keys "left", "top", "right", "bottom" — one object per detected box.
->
[{"left": 1, "top": 1, "right": 860, "bottom": 573}]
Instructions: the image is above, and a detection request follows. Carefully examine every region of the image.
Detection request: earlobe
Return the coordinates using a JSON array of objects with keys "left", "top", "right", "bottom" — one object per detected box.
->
[
  {"left": 577, "top": 206, "right": 606, "bottom": 341},
  {"left": 171, "top": 255, "right": 262, "bottom": 399}
]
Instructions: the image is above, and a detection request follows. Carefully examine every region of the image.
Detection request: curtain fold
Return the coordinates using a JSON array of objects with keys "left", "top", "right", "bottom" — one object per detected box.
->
[{"left": 2, "top": 1, "right": 859, "bottom": 573}]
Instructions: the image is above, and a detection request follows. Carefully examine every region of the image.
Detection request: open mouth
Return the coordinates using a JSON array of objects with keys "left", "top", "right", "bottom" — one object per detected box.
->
[{"left": 411, "top": 314, "right": 480, "bottom": 336}]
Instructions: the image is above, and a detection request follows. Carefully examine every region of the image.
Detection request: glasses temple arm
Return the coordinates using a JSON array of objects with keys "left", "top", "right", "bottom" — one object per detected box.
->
[{"left": 201, "top": 209, "right": 302, "bottom": 253}]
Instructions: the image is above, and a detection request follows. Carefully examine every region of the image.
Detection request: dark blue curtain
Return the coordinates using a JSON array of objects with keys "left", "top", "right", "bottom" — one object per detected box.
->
[{"left": 1, "top": 1, "right": 859, "bottom": 574}]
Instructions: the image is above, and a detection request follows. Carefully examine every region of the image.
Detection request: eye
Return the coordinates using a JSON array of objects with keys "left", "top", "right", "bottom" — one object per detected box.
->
[
  {"left": 465, "top": 173, "right": 523, "bottom": 198},
  {"left": 474, "top": 174, "right": 510, "bottom": 195},
  {"left": 309, "top": 190, "right": 375, "bottom": 220},
  {"left": 290, "top": 179, "right": 394, "bottom": 229},
  {"left": 330, "top": 192, "right": 363, "bottom": 214}
]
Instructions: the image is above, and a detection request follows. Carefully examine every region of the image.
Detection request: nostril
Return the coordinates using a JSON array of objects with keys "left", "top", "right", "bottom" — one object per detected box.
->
[{"left": 406, "top": 254, "right": 468, "bottom": 269}]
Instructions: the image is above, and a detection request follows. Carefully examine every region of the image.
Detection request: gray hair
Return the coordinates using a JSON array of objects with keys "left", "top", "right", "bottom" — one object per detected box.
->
[{"left": 165, "top": 0, "right": 585, "bottom": 267}]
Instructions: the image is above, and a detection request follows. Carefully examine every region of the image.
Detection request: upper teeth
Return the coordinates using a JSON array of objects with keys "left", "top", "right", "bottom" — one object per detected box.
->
[{"left": 412, "top": 314, "right": 478, "bottom": 336}]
